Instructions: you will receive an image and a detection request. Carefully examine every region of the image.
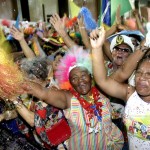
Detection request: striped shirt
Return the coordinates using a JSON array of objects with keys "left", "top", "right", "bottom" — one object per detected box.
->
[{"left": 64, "top": 95, "right": 124, "bottom": 150}]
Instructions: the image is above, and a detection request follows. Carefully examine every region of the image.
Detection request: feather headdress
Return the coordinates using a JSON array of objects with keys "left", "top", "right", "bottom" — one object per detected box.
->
[{"left": 55, "top": 46, "right": 92, "bottom": 90}]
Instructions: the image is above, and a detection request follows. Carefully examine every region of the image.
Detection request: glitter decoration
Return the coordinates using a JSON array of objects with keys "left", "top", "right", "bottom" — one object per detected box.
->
[{"left": 0, "top": 49, "right": 24, "bottom": 99}]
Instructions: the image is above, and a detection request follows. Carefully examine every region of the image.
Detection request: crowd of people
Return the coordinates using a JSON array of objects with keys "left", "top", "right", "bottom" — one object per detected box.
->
[{"left": 0, "top": 4, "right": 149, "bottom": 150}]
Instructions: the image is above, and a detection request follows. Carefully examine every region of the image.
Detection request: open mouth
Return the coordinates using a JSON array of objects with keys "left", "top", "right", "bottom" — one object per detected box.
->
[
  {"left": 79, "top": 83, "right": 86, "bottom": 89},
  {"left": 78, "top": 82, "right": 88, "bottom": 91},
  {"left": 117, "top": 56, "right": 123, "bottom": 60}
]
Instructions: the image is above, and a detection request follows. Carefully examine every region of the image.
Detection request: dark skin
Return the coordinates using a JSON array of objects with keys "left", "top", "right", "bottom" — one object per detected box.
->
[
  {"left": 22, "top": 67, "right": 93, "bottom": 109},
  {"left": 69, "top": 67, "right": 92, "bottom": 95},
  {"left": 91, "top": 27, "right": 150, "bottom": 103}
]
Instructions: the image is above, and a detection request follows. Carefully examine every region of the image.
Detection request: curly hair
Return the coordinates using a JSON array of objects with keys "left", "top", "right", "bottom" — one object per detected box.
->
[{"left": 20, "top": 57, "right": 48, "bottom": 81}]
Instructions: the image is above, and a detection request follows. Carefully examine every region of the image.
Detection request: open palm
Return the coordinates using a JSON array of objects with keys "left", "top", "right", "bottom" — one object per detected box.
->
[{"left": 90, "top": 27, "right": 106, "bottom": 49}]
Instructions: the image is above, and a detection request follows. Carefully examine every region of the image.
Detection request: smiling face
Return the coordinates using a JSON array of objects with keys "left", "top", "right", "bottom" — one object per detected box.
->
[
  {"left": 135, "top": 60, "right": 150, "bottom": 97},
  {"left": 112, "top": 43, "right": 132, "bottom": 67},
  {"left": 69, "top": 67, "right": 92, "bottom": 95}
]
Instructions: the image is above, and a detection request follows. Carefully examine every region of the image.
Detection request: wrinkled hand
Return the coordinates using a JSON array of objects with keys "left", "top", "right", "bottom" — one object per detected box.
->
[
  {"left": 90, "top": 27, "right": 106, "bottom": 49},
  {"left": 50, "top": 13, "right": 65, "bottom": 33},
  {"left": 10, "top": 26, "right": 24, "bottom": 42},
  {"left": 21, "top": 80, "right": 42, "bottom": 96}
]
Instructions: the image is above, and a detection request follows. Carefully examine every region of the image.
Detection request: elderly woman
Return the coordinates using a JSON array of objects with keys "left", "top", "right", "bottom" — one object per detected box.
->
[
  {"left": 20, "top": 46, "right": 127, "bottom": 150},
  {"left": 91, "top": 27, "right": 150, "bottom": 150}
]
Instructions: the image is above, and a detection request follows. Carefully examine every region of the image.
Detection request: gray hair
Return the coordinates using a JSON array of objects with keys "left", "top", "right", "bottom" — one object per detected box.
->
[{"left": 20, "top": 57, "right": 48, "bottom": 81}]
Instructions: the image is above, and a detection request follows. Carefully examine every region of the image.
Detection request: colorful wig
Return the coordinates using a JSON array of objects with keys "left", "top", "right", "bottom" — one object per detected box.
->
[
  {"left": 0, "top": 49, "right": 24, "bottom": 99},
  {"left": 0, "top": 27, "right": 11, "bottom": 52},
  {"left": 55, "top": 46, "right": 92, "bottom": 90}
]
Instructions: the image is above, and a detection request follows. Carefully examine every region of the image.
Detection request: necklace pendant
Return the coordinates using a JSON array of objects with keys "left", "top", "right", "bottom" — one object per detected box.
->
[
  {"left": 88, "top": 127, "right": 94, "bottom": 134},
  {"left": 94, "top": 128, "right": 99, "bottom": 134},
  {"left": 88, "top": 126, "right": 99, "bottom": 134}
]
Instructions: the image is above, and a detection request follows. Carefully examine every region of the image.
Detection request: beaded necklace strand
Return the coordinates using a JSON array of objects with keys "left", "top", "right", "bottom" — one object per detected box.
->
[{"left": 70, "top": 87, "right": 103, "bottom": 127}]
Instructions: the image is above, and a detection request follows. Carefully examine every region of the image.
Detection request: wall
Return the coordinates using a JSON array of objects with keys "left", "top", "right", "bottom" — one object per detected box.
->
[
  {"left": 0, "top": 0, "right": 18, "bottom": 20},
  {"left": 28, "top": 0, "right": 58, "bottom": 22}
]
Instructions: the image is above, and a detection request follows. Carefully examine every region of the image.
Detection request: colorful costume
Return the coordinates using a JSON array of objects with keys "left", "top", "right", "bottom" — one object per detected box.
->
[{"left": 64, "top": 94, "right": 124, "bottom": 150}]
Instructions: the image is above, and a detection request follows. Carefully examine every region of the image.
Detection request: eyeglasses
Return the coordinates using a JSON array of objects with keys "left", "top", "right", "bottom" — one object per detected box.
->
[
  {"left": 113, "top": 46, "right": 132, "bottom": 53},
  {"left": 135, "top": 70, "right": 150, "bottom": 79}
]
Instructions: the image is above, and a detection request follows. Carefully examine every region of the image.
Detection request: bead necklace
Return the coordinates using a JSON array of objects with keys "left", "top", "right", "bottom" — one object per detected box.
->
[{"left": 70, "top": 87, "right": 103, "bottom": 128}]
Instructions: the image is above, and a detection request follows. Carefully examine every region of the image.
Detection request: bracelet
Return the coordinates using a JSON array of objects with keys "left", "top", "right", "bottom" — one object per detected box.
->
[
  {"left": 13, "top": 97, "right": 23, "bottom": 109},
  {"left": 79, "top": 26, "right": 85, "bottom": 29},
  {"left": 13, "top": 100, "right": 19, "bottom": 105},
  {"left": 16, "top": 103, "right": 23, "bottom": 109},
  {"left": 15, "top": 102, "right": 23, "bottom": 109}
]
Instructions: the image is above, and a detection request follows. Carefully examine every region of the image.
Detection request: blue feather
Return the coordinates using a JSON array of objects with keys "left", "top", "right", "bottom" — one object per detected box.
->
[
  {"left": 79, "top": 7, "right": 97, "bottom": 31},
  {"left": 7, "top": 14, "right": 20, "bottom": 41}
]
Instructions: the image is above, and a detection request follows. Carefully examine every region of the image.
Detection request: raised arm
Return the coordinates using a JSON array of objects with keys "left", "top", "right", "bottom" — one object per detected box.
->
[
  {"left": 22, "top": 81, "right": 71, "bottom": 109},
  {"left": 31, "top": 36, "right": 47, "bottom": 58},
  {"left": 133, "top": 10, "right": 145, "bottom": 34},
  {"left": 10, "top": 26, "right": 35, "bottom": 58},
  {"left": 77, "top": 15, "right": 92, "bottom": 50},
  {"left": 104, "top": 5, "right": 129, "bottom": 61},
  {"left": 14, "top": 100, "right": 34, "bottom": 127},
  {"left": 50, "top": 14, "right": 77, "bottom": 48},
  {"left": 90, "top": 28, "right": 128, "bottom": 101}
]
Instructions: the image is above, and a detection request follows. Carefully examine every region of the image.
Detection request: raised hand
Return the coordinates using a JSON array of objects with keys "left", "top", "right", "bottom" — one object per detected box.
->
[
  {"left": 10, "top": 26, "right": 24, "bottom": 42},
  {"left": 50, "top": 13, "right": 65, "bottom": 33},
  {"left": 90, "top": 27, "right": 106, "bottom": 49}
]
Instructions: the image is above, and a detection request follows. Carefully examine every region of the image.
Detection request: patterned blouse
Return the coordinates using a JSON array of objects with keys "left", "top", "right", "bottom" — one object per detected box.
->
[{"left": 124, "top": 91, "right": 150, "bottom": 150}]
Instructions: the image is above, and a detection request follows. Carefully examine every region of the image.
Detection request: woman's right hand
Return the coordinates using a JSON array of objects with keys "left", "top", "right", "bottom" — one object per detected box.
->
[
  {"left": 50, "top": 13, "right": 66, "bottom": 34},
  {"left": 21, "top": 80, "right": 43, "bottom": 96}
]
